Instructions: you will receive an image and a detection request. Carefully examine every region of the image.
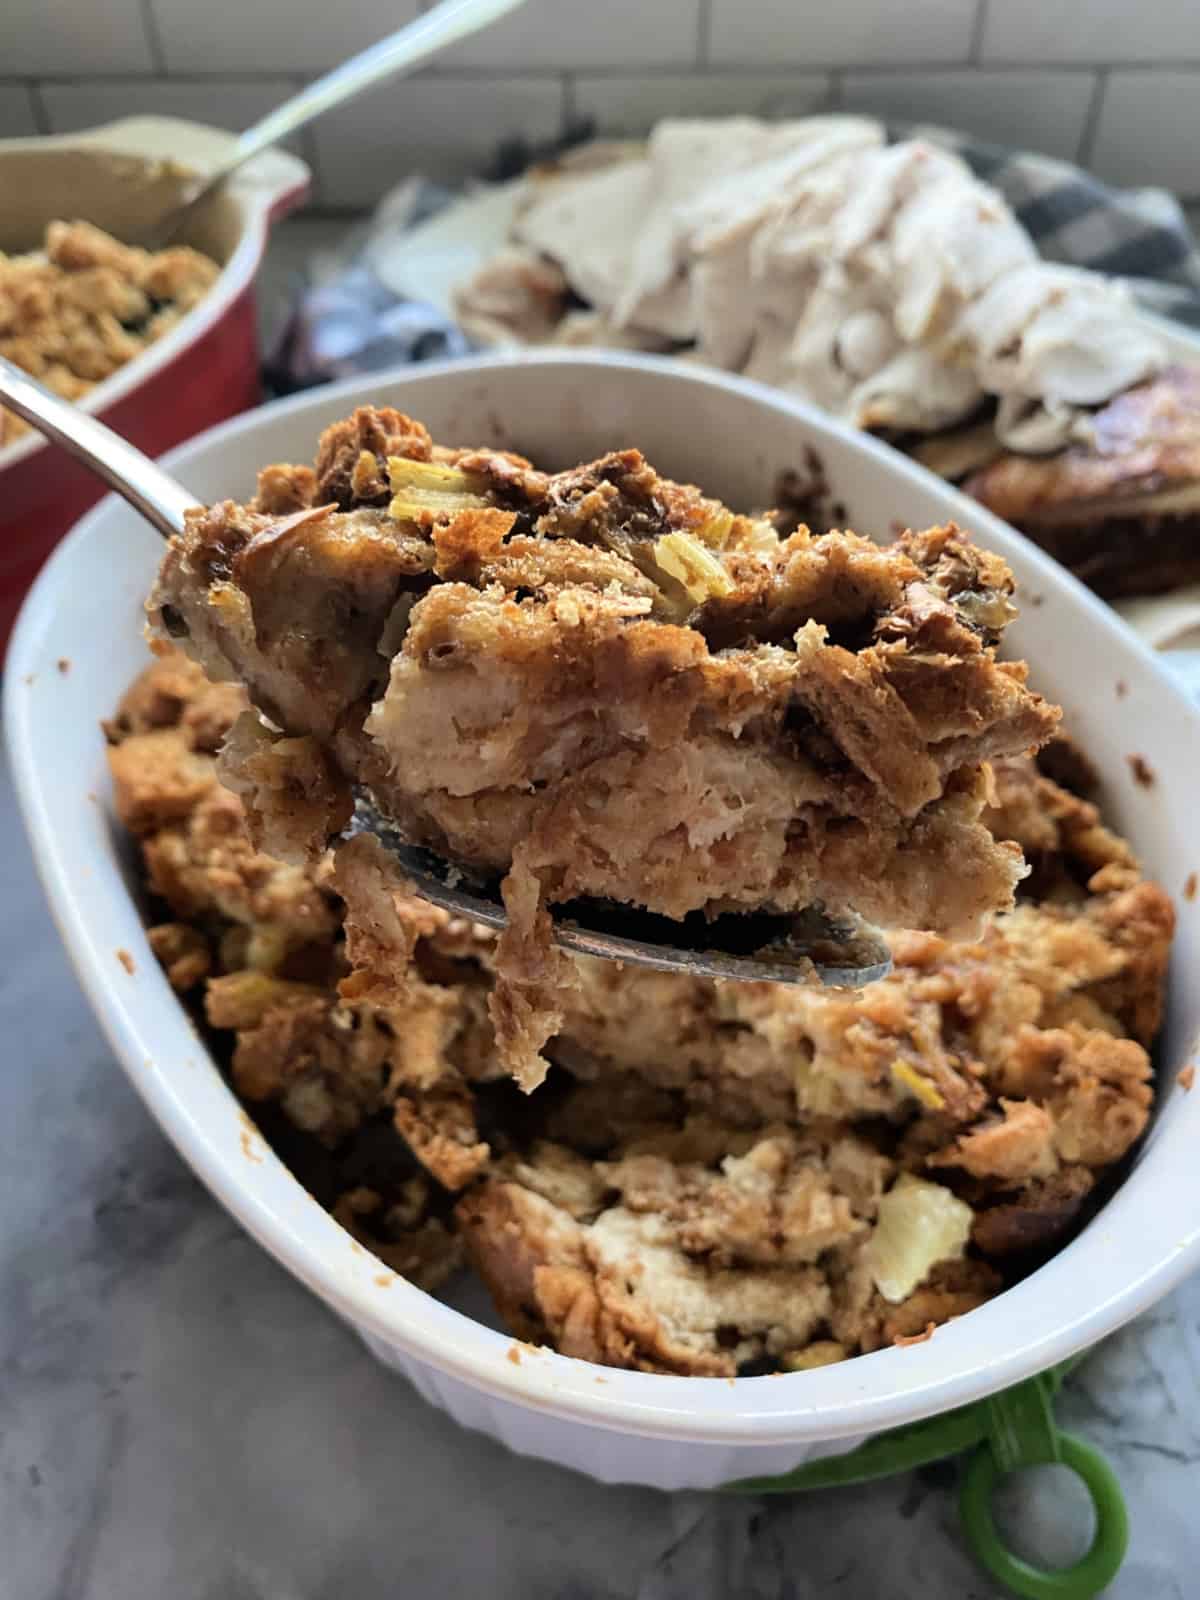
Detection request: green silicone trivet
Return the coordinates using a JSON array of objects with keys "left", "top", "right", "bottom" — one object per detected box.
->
[{"left": 724, "top": 1357, "right": 1128, "bottom": 1600}]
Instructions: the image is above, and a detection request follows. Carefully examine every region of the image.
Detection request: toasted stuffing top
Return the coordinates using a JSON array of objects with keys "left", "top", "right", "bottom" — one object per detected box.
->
[{"left": 175, "top": 403, "right": 1035, "bottom": 650}]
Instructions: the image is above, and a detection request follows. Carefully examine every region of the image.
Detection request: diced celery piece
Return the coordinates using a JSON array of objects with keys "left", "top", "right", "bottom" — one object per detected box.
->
[
  {"left": 652, "top": 531, "right": 735, "bottom": 603},
  {"left": 386, "top": 455, "right": 492, "bottom": 519}
]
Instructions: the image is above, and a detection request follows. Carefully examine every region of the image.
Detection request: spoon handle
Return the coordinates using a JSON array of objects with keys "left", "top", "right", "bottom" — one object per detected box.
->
[
  {"left": 0, "top": 356, "right": 196, "bottom": 540},
  {"left": 182, "top": 0, "right": 528, "bottom": 212}
]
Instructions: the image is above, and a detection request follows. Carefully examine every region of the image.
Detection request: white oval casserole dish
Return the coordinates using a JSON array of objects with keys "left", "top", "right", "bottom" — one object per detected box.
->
[{"left": 6, "top": 352, "right": 1199, "bottom": 1490}]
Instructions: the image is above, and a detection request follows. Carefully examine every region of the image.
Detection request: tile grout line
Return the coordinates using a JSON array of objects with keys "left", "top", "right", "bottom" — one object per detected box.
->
[
  {"left": 696, "top": 0, "right": 712, "bottom": 69},
  {"left": 829, "top": 61, "right": 1192, "bottom": 80},
  {"left": 1077, "top": 66, "right": 1110, "bottom": 169},
  {"left": 291, "top": 74, "right": 326, "bottom": 209},
  {"left": 139, "top": 0, "right": 168, "bottom": 75},
  {"left": 966, "top": 56, "right": 1200, "bottom": 71},
  {"left": 25, "top": 81, "right": 50, "bottom": 135},
  {"left": 969, "top": 0, "right": 988, "bottom": 65},
  {"left": 561, "top": 71, "right": 578, "bottom": 136},
  {"left": 13, "top": 71, "right": 333, "bottom": 88},
  {"left": 7, "top": 62, "right": 1200, "bottom": 89}
]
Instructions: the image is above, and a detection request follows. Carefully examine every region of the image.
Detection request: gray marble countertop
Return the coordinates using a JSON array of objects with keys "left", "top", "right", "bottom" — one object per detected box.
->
[
  {"left": 4, "top": 217, "right": 1200, "bottom": 1600},
  {"left": 4, "top": 737, "right": 1200, "bottom": 1600}
]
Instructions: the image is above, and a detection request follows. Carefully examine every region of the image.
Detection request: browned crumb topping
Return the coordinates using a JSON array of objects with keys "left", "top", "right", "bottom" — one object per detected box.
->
[
  {"left": 150, "top": 405, "right": 1060, "bottom": 1087},
  {"left": 109, "top": 653, "right": 1171, "bottom": 1377},
  {"left": 0, "top": 220, "right": 218, "bottom": 447}
]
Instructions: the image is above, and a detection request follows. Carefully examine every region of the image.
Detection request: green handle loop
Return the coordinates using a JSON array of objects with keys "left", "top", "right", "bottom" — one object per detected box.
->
[
  {"left": 721, "top": 1356, "right": 1128, "bottom": 1600},
  {"left": 959, "top": 1430, "right": 1130, "bottom": 1600}
]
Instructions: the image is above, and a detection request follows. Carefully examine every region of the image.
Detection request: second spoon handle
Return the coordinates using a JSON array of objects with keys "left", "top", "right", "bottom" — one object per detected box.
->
[
  {"left": 0, "top": 356, "right": 195, "bottom": 540},
  {"left": 181, "top": 0, "right": 528, "bottom": 213}
]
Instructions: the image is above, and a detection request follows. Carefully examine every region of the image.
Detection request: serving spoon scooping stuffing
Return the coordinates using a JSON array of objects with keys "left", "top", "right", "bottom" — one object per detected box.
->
[
  {"left": 0, "top": 354, "right": 893, "bottom": 989},
  {"left": 137, "top": 0, "right": 531, "bottom": 248}
]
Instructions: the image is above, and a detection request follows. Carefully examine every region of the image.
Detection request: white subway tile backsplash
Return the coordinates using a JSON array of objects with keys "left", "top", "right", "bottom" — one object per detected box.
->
[
  {"left": 2, "top": 0, "right": 1198, "bottom": 210},
  {"left": 573, "top": 72, "right": 832, "bottom": 134},
  {"left": 5, "top": 0, "right": 153, "bottom": 74},
  {"left": 1090, "top": 71, "right": 1200, "bottom": 198},
  {"left": 149, "top": 0, "right": 419, "bottom": 74},
  {"left": 441, "top": 0, "right": 702, "bottom": 71},
  {"left": 39, "top": 79, "right": 305, "bottom": 148},
  {"left": 982, "top": 0, "right": 1200, "bottom": 65},
  {"left": 841, "top": 69, "right": 1096, "bottom": 161},
  {"left": 0, "top": 87, "right": 39, "bottom": 138},
  {"left": 708, "top": 0, "right": 978, "bottom": 68},
  {"left": 311, "top": 76, "right": 565, "bottom": 208}
]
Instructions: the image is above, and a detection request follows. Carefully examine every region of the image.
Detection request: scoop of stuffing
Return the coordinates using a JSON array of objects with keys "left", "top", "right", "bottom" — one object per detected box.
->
[{"left": 150, "top": 407, "right": 1059, "bottom": 1087}]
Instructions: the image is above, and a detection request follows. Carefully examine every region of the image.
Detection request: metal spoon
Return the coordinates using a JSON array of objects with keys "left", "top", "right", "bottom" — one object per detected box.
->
[
  {"left": 142, "top": 0, "right": 530, "bottom": 249},
  {"left": 0, "top": 356, "right": 892, "bottom": 988}
]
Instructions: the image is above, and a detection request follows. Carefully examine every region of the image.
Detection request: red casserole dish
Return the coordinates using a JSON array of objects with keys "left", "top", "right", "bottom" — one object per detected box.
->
[{"left": 0, "top": 116, "right": 309, "bottom": 652}]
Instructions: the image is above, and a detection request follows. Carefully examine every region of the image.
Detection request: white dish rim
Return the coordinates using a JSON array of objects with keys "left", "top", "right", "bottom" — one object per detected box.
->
[{"left": 7, "top": 348, "right": 1200, "bottom": 1449}]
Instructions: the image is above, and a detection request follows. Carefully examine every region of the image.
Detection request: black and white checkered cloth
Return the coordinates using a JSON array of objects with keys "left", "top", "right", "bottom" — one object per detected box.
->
[
  {"left": 269, "top": 127, "right": 1200, "bottom": 393},
  {"left": 907, "top": 124, "right": 1200, "bottom": 330}
]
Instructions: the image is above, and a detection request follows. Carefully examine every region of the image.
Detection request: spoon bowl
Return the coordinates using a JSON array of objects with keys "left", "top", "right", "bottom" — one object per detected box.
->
[{"left": 0, "top": 352, "right": 892, "bottom": 988}]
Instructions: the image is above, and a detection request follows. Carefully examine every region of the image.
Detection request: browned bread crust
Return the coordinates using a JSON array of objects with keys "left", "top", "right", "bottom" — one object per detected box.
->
[{"left": 149, "top": 406, "right": 1059, "bottom": 1084}]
